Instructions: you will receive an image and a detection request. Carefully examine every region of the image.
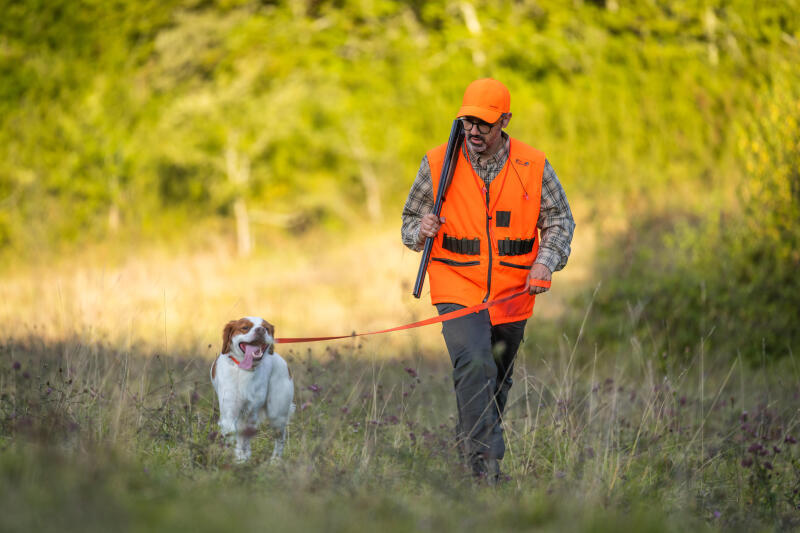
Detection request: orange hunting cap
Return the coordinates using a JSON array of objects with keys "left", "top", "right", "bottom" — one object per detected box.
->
[{"left": 456, "top": 78, "right": 510, "bottom": 123}]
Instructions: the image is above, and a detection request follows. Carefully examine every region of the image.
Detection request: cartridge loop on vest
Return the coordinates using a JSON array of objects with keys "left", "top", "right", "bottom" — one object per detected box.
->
[
  {"left": 442, "top": 234, "right": 481, "bottom": 255},
  {"left": 498, "top": 237, "right": 535, "bottom": 256}
]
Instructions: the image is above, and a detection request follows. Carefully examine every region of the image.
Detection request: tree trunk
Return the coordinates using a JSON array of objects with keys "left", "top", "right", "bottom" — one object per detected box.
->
[{"left": 226, "top": 131, "right": 252, "bottom": 257}]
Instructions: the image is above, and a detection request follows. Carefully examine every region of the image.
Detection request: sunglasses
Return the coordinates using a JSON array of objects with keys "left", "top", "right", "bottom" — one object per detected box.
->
[{"left": 459, "top": 115, "right": 504, "bottom": 134}]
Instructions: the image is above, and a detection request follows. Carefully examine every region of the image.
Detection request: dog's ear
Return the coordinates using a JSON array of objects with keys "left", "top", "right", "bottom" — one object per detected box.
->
[
  {"left": 265, "top": 321, "right": 275, "bottom": 354},
  {"left": 222, "top": 320, "right": 237, "bottom": 354}
]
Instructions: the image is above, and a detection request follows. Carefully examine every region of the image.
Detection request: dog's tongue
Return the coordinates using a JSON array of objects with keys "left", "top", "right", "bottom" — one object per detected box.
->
[{"left": 238, "top": 344, "right": 261, "bottom": 370}]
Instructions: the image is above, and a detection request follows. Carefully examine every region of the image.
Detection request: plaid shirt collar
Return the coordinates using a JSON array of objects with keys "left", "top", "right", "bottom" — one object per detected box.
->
[{"left": 463, "top": 132, "right": 511, "bottom": 185}]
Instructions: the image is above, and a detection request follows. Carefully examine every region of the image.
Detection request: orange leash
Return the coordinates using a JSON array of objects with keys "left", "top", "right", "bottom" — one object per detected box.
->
[{"left": 275, "top": 280, "right": 551, "bottom": 344}]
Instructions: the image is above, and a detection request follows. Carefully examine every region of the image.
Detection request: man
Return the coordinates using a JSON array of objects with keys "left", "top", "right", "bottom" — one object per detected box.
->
[{"left": 401, "top": 78, "right": 575, "bottom": 483}]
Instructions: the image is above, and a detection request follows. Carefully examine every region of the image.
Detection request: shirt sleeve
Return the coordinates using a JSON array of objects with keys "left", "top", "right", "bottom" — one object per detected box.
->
[
  {"left": 534, "top": 159, "right": 575, "bottom": 272},
  {"left": 401, "top": 155, "right": 434, "bottom": 252}
]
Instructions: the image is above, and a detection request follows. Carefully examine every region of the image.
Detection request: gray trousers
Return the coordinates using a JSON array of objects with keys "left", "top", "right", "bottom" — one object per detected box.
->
[{"left": 436, "top": 303, "right": 527, "bottom": 462}]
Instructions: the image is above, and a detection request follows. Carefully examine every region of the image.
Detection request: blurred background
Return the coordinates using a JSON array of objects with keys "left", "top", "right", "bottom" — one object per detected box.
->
[{"left": 0, "top": 0, "right": 798, "bottom": 364}]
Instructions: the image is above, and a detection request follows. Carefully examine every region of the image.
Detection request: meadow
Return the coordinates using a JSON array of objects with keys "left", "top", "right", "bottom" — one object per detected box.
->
[
  {"left": 2, "top": 1, "right": 799, "bottom": 531},
  {"left": 2, "top": 226, "right": 799, "bottom": 532}
]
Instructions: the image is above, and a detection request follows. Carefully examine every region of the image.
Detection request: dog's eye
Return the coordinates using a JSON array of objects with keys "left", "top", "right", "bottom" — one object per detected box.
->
[{"left": 241, "top": 326, "right": 250, "bottom": 331}]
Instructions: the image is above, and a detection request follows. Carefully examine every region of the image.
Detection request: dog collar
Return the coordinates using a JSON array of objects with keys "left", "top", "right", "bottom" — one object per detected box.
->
[{"left": 228, "top": 354, "right": 259, "bottom": 370}]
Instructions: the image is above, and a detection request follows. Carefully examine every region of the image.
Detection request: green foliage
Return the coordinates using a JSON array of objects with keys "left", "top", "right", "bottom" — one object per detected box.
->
[
  {"left": 1, "top": 0, "right": 798, "bottom": 355},
  {"left": 2, "top": 0, "right": 798, "bottom": 241},
  {"left": 587, "top": 66, "right": 800, "bottom": 362}
]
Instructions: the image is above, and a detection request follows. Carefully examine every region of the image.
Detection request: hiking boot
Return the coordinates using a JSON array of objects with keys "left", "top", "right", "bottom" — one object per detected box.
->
[
  {"left": 470, "top": 455, "right": 501, "bottom": 486},
  {"left": 485, "top": 457, "right": 501, "bottom": 486}
]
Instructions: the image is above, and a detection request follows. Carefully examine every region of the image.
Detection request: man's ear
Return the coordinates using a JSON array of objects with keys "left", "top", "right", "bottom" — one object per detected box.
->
[
  {"left": 221, "top": 321, "right": 237, "bottom": 354},
  {"left": 501, "top": 112, "right": 512, "bottom": 129}
]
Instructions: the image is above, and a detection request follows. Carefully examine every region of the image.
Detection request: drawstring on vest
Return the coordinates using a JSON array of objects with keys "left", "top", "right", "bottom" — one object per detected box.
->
[{"left": 509, "top": 159, "right": 530, "bottom": 200}]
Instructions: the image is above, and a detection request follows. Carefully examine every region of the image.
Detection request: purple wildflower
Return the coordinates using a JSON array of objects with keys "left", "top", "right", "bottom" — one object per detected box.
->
[
  {"left": 12, "top": 361, "right": 20, "bottom": 371},
  {"left": 404, "top": 367, "right": 418, "bottom": 378},
  {"left": 748, "top": 443, "right": 763, "bottom": 454},
  {"left": 308, "top": 384, "right": 320, "bottom": 393},
  {"left": 741, "top": 457, "right": 753, "bottom": 468}
]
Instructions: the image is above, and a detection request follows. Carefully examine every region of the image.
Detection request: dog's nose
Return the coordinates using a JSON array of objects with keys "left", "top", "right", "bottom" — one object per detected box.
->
[{"left": 255, "top": 326, "right": 266, "bottom": 335}]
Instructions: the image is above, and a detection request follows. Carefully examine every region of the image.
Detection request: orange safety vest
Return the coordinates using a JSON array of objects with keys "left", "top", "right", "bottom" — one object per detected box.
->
[{"left": 427, "top": 137, "right": 546, "bottom": 325}]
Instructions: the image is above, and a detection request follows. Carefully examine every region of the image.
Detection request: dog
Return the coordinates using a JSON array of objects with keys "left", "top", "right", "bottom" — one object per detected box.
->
[{"left": 210, "top": 317, "right": 295, "bottom": 462}]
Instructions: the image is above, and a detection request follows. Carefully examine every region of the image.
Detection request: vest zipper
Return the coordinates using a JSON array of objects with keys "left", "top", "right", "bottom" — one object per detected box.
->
[
  {"left": 463, "top": 143, "right": 508, "bottom": 305},
  {"left": 483, "top": 187, "right": 492, "bottom": 303}
]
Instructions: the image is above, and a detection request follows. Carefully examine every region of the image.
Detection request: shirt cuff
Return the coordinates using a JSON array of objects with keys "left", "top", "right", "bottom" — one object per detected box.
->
[
  {"left": 411, "top": 226, "right": 423, "bottom": 251},
  {"left": 534, "top": 248, "right": 561, "bottom": 273}
]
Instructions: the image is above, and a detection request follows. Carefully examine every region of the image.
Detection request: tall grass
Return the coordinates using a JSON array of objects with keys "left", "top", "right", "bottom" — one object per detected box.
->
[
  {"left": 2, "top": 281, "right": 798, "bottom": 531},
  {"left": 2, "top": 217, "right": 797, "bottom": 531}
]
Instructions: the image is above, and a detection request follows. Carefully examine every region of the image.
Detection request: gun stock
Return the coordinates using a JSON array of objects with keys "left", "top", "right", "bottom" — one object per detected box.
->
[{"left": 412, "top": 119, "right": 465, "bottom": 298}]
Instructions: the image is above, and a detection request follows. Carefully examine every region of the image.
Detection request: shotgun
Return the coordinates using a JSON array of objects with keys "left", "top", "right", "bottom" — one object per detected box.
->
[{"left": 412, "top": 119, "right": 465, "bottom": 298}]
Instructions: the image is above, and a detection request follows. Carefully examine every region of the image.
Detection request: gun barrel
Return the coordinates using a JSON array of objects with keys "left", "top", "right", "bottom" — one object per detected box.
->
[{"left": 412, "top": 119, "right": 464, "bottom": 299}]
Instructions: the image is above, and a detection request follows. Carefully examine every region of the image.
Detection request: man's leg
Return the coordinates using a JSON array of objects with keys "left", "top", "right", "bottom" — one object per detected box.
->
[
  {"left": 436, "top": 304, "right": 497, "bottom": 474},
  {"left": 487, "top": 319, "right": 527, "bottom": 461}
]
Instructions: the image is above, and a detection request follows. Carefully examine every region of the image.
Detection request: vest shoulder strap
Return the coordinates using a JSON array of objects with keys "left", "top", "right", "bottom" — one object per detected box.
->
[
  {"left": 426, "top": 143, "right": 448, "bottom": 178},
  {"left": 508, "top": 138, "right": 546, "bottom": 171}
]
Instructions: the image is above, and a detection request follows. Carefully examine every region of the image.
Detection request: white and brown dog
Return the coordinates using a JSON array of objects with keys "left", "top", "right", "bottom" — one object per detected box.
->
[{"left": 210, "top": 317, "right": 294, "bottom": 462}]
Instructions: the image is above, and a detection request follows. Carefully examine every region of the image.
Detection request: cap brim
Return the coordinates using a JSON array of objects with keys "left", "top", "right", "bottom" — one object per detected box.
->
[{"left": 456, "top": 105, "right": 502, "bottom": 124}]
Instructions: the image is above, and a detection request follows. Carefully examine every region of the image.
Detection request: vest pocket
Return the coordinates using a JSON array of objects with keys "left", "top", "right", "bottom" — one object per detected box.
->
[
  {"left": 499, "top": 260, "right": 533, "bottom": 270},
  {"left": 495, "top": 211, "right": 511, "bottom": 228},
  {"left": 432, "top": 257, "right": 480, "bottom": 267}
]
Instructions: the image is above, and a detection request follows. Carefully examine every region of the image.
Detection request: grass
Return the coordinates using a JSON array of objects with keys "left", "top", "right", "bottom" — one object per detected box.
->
[
  {"left": 3, "top": 316, "right": 800, "bottom": 531},
  {"left": 1, "top": 227, "right": 798, "bottom": 532}
]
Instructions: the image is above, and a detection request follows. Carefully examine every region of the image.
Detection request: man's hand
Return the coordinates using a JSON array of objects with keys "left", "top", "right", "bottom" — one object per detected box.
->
[
  {"left": 417, "top": 214, "right": 445, "bottom": 246},
  {"left": 526, "top": 263, "right": 552, "bottom": 295}
]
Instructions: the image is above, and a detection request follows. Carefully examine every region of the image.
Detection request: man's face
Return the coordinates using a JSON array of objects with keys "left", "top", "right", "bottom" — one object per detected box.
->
[{"left": 462, "top": 113, "right": 511, "bottom": 156}]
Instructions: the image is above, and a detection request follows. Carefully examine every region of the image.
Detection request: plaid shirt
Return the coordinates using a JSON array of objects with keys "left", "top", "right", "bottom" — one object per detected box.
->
[{"left": 401, "top": 133, "right": 575, "bottom": 273}]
